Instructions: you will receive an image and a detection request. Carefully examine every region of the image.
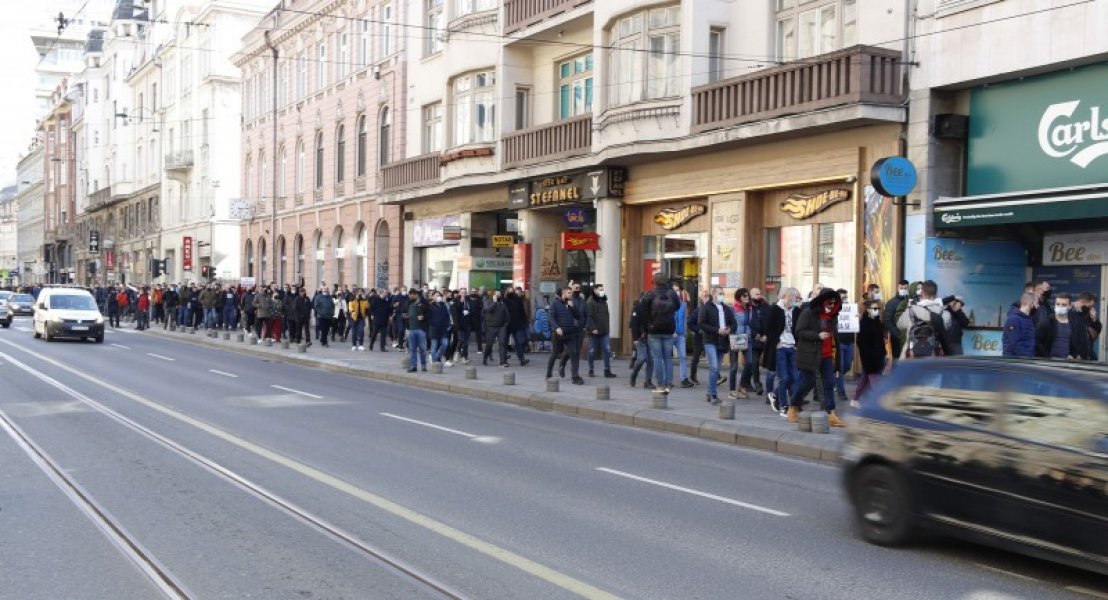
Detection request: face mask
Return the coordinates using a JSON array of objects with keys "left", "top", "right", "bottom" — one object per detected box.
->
[
  {"left": 595, "top": 291, "right": 605, "bottom": 298},
  {"left": 434, "top": 296, "right": 442, "bottom": 303},
  {"left": 824, "top": 305, "right": 834, "bottom": 313},
  {"left": 717, "top": 295, "right": 726, "bottom": 304},
  {"left": 869, "top": 308, "right": 880, "bottom": 318},
  {"left": 873, "top": 291, "right": 882, "bottom": 301},
  {"left": 1055, "top": 306, "right": 1069, "bottom": 316}
]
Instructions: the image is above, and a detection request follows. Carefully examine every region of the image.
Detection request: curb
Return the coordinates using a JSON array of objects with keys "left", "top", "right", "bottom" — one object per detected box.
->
[{"left": 142, "top": 328, "right": 842, "bottom": 463}]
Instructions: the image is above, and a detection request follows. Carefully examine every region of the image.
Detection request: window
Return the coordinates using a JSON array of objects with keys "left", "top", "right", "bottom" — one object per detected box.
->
[
  {"left": 381, "top": 3, "right": 394, "bottom": 57},
  {"left": 314, "top": 132, "right": 325, "bottom": 188},
  {"left": 278, "top": 62, "right": 289, "bottom": 106},
  {"left": 278, "top": 147, "right": 287, "bottom": 196},
  {"left": 422, "top": 103, "right": 443, "bottom": 153},
  {"left": 452, "top": 70, "right": 495, "bottom": 146},
  {"left": 514, "top": 87, "right": 530, "bottom": 130},
  {"left": 316, "top": 42, "right": 327, "bottom": 90},
  {"left": 426, "top": 0, "right": 444, "bottom": 55},
  {"left": 335, "top": 125, "right": 346, "bottom": 182},
  {"left": 358, "top": 19, "right": 370, "bottom": 68},
  {"left": 379, "top": 108, "right": 391, "bottom": 165},
  {"left": 455, "top": 0, "right": 496, "bottom": 17},
  {"left": 338, "top": 32, "right": 349, "bottom": 79},
  {"left": 245, "top": 157, "right": 253, "bottom": 199},
  {"left": 296, "top": 140, "right": 305, "bottom": 193},
  {"left": 295, "top": 235, "right": 305, "bottom": 281},
  {"left": 259, "top": 152, "right": 267, "bottom": 202},
  {"left": 558, "top": 54, "right": 593, "bottom": 119},
  {"left": 765, "top": 221, "right": 854, "bottom": 295},
  {"left": 776, "top": 0, "right": 856, "bottom": 62},
  {"left": 609, "top": 6, "right": 680, "bottom": 105},
  {"left": 708, "top": 28, "right": 725, "bottom": 82},
  {"left": 1006, "top": 378, "right": 1107, "bottom": 452},
  {"left": 296, "top": 52, "right": 307, "bottom": 98},
  {"left": 356, "top": 115, "right": 367, "bottom": 176}
]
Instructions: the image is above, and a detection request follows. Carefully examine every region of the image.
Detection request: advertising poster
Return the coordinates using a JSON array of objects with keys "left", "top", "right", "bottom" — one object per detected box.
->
[
  {"left": 182, "top": 236, "right": 193, "bottom": 272},
  {"left": 711, "top": 199, "right": 743, "bottom": 286},
  {"left": 539, "top": 237, "right": 562, "bottom": 281},
  {"left": 1032, "top": 265, "right": 1102, "bottom": 298},
  {"left": 962, "top": 329, "right": 1004, "bottom": 357},
  {"left": 903, "top": 213, "right": 926, "bottom": 284},
  {"left": 924, "top": 238, "right": 1026, "bottom": 329},
  {"left": 862, "top": 186, "right": 898, "bottom": 300}
]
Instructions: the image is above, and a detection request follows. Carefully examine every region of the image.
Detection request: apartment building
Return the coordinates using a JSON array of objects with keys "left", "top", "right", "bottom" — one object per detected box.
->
[
  {"left": 40, "top": 79, "right": 80, "bottom": 284},
  {"left": 383, "top": 0, "right": 909, "bottom": 346},
  {"left": 16, "top": 141, "right": 46, "bottom": 285},
  {"left": 0, "top": 187, "right": 18, "bottom": 287},
  {"left": 235, "top": 0, "right": 404, "bottom": 291}
]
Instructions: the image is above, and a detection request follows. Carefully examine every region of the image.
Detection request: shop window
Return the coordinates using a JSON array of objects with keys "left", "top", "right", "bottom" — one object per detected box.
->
[
  {"left": 766, "top": 222, "right": 855, "bottom": 295},
  {"left": 608, "top": 6, "right": 680, "bottom": 106},
  {"left": 776, "top": 0, "right": 857, "bottom": 62},
  {"left": 558, "top": 53, "right": 593, "bottom": 119}
]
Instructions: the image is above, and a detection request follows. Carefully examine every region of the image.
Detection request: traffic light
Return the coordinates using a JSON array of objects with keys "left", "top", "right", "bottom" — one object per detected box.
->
[
  {"left": 201, "top": 265, "right": 213, "bottom": 280},
  {"left": 151, "top": 258, "right": 166, "bottom": 278}
]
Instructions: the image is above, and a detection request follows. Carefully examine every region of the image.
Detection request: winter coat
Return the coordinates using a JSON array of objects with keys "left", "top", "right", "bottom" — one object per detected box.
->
[
  {"left": 333, "top": 297, "right": 348, "bottom": 319},
  {"left": 585, "top": 296, "right": 611, "bottom": 336},
  {"left": 857, "top": 316, "right": 887, "bottom": 374},
  {"left": 1035, "top": 317, "right": 1084, "bottom": 359},
  {"left": 482, "top": 300, "right": 508, "bottom": 336},
  {"left": 313, "top": 294, "right": 335, "bottom": 319},
  {"left": 283, "top": 294, "right": 299, "bottom": 321},
  {"left": 945, "top": 307, "right": 969, "bottom": 356},
  {"left": 293, "top": 295, "right": 313, "bottom": 321},
  {"left": 370, "top": 296, "right": 391, "bottom": 324},
  {"left": 629, "top": 300, "right": 646, "bottom": 341},
  {"left": 1002, "top": 305, "right": 1035, "bottom": 358},
  {"left": 253, "top": 294, "right": 272, "bottom": 319},
  {"left": 269, "top": 297, "right": 285, "bottom": 319},
  {"left": 697, "top": 300, "right": 736, "bottom": 348},
  {"left": 408, "top": 298, "right": 429, "bottom": 332},
  {"left": 504, "top": 293, "right": 528, "bottom": 332},
  {"left": 549, "top": 297, "right": 581, "bottom": 336},
  {"left": 1068, "top": 309, "right": 1097, "bottom": 360},
  {"left": 348, "top": 297, "right": 370, "bottom": 322},
  {"left": 748, "top": 301, "right": 769, "bottom": 350},
  {"left": 795, "top": 289, "right": 842, "bottom": 372},
  {"left": 459, "top": 296, "right": 481, "bottom": 331},
  {"left": 428, "top": 301, "right": 452, "bottom": 338},
  {"left": 200, "top": 288, "right": 219, "bottom": 309}
]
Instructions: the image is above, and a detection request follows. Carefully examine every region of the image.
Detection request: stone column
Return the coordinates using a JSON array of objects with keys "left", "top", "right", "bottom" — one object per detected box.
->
[{"left": 596, "top": 196, "right": 622, "bottom": 344}]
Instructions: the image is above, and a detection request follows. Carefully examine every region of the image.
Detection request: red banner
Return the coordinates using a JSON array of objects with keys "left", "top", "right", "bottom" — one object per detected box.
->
[
  {"left": 513, "top": 243, "right": 532, "bottom": 290},
  {"left": 561, "top": 231, "right": 600, "bottom": 251},
  {"left": 106, "top": 250, "right": 115, "bottom": 270},
  {"left": 183, "top": 236, "right": 193, "bottom": 271}
]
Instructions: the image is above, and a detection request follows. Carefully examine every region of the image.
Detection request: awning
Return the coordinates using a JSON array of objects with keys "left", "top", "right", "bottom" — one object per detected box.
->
[{"left": 934, "top": 185, "right": 1108, "bottom": 229}]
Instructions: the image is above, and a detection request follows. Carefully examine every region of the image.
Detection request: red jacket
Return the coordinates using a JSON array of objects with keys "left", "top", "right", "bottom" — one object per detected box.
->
[{"left": 138, "top": 293, "right": 150, "bottom": 311}]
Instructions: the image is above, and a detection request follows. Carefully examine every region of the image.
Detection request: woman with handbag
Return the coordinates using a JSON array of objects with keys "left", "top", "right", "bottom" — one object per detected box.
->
[{"left": 728, "top": 288, "right": 753, "bottom": 399}]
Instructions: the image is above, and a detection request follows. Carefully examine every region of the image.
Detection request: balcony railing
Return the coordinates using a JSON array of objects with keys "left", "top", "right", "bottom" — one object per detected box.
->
[
  {"left": 502, "top": 114, "right": 592, "bottom": 169},
  {"left": 165, "top": 149, "right": 195, "bottom": 170},
  {"left": 381, "top": 153, "right": 442, "bottom": 192},
  {"left": 504, "top": 0, "right": 589, "bottom": 34},
  {"left": 691, "top": 45, "right": 904, "bottom": 134}
]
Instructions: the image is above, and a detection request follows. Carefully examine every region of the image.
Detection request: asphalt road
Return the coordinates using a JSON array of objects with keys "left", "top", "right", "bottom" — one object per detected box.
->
[{"left": 0, "top": 316, "right": 1105, "bottom": 600}]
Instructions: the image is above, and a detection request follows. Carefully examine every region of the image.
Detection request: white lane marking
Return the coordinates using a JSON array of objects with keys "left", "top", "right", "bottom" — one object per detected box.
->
[
  {"left": 16, "top": 326, "right": 31, "bottom": 332},
  {"left": 209, "top": 369, "right": 238, "bottom": 378},
  {"left": 1067, "top": 587, "right": 1108, "bottom": 599},
  {"left": 146, "top": 353, "right": 174, "bottom": 362},
  {"left": 0, "top": 340, "right": 619, "bottom": 600},
  {"left": 596, "top": 467, "right": 790, "bottom": 517},
  {"left": 111, "top": 343, "right": 131, "bottom": 350},
  {"left": 972, "top": 563, "right": 1040, "bottom": 582},
  {"left": 270, "top": 384, "right": 322, "bottom": 399},
  {"left": 380, "top": 412, "right": 476, "bottom": 438}
]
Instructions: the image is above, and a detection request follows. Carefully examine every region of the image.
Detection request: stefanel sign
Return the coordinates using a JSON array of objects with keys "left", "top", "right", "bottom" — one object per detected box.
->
[{"left": 182, "top": 236, "right": 193, "bottom": 272}]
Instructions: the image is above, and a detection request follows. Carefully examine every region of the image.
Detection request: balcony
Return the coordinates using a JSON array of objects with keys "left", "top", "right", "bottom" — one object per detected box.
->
[
  {"left": 691, "top": 45, "right": 904, "bottom": 134},
  {"left": 381, "top": 154, "right": 442, "bottom": 192},
  {"left": 89, "top": 185, "right": 112, "bottom": 208},
  {"left": 165, "top": 149, "right": 195, "bottom": 171},
  {"left": 504, "top": 0, "right": 589, "bottom": 34},
  {"left": 502, "top": 114, "right": 592, "bottom": 169}
]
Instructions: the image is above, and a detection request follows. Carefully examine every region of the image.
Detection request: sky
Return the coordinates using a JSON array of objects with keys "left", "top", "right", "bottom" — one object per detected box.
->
[{"left": 0, "top": 5, "right": 42, "bottom": 186}]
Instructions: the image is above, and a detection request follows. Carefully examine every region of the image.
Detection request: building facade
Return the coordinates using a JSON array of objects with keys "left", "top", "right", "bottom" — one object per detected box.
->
[
  {"left": 16, "top": 141, "right": 46, "bottom": 285},
  {"left": 235, "top": 0, "right": 403, "bottom": 291},
  {"left": 0, "top": 186, "right": 17, "bottom": 287}
]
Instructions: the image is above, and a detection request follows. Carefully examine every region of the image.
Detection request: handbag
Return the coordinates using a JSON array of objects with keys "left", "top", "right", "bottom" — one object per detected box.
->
[{"left": 729, "top": 333, "right": 749, "bottom": 352}]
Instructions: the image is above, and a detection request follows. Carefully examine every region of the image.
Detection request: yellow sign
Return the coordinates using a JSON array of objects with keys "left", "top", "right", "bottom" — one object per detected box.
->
[
  {"left": 654, "top": 204, "right": 707, "bottom": 231},
  {"left": 492, "top": 235, "right": 515, "bottom": 248},
  {"left": 779, "top": 189, "right": 850, "bottom": 220}
]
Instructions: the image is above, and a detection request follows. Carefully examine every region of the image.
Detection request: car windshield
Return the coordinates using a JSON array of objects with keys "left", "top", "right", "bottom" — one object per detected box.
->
[
  {"left": 48, "top": 295, "right": 98, "bottom": 311},
  {"left": 12, "top": 294, "right": 33, "bottom": 303}
]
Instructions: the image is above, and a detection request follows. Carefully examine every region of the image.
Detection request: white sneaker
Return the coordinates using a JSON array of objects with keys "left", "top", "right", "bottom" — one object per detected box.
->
[
  {"left": 779, "top": 409, "right": 789, "bottom": 418},
  {"left": 351, "top": 346, "right": 357, "bottom": 351},
  {"left": 462, "top": 358, "right": 470, "bottom": 365},
  {"left": 444, "top": 360, "right": 453, "bottom": 367},
  {"left": 359, "top": 346, "right": 366, "bottom": 351}
]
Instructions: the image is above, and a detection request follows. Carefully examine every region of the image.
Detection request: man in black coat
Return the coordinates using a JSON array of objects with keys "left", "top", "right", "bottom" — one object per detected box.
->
[
  {"left": 504, "top": 287, "right": 530, "bottom": 366},
  {"left": 696, "top": 286, "right": 736, "bottom": 404},
  {"left": 369, "top": 289, "right": 392, "bottom": 351},
  {"left": 546, "top": 287, "right": 583, "bottom": 384},
  {"left": 883, "top": 279, "right": 909, "bottom": 365}
]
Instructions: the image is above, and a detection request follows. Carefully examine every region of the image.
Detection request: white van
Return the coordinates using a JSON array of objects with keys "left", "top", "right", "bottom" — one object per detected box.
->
[{"left": 33, "top": 287, "right": 105, "bottom": 343}]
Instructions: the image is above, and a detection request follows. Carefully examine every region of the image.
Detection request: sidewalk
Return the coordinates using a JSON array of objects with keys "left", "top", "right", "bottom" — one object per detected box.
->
[{"left": 143, "top": 326, "right": 848, "bottom": 463}]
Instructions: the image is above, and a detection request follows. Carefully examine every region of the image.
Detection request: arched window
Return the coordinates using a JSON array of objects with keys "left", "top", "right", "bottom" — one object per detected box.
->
[
  {"left": 374, "top": 219, "right": 390, "bottom": 290},
  {"left": 314, "top": 231, "right": 325, "bottom": 289},
  {"left": 245, "top": 239, "right": 254, "bottom": 278},
  {"left": 259, "top": 237, "right": 268, "bottom": 283},
  {"left": 314, "top": 131, "right": 324, "bottom": 188},
  {"left": 356, "top": 115, "right": 367, "bottom": 177},
  {"left": 296, "top": 140, "right": 305, "bottom": 194},
  {"left": 278, "top": 146, "right": 287, "bottom": 196},
  {"left": 378, "top": 107, "right": 391, "bottom": 165},
  {"left": 335, "top": 124, "right": 345, "bottom": 183}
]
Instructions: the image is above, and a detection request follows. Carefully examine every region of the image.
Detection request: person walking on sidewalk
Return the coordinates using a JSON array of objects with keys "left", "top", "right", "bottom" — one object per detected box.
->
[
  {"left": 628, "top": 293, "right": 654, "bottom": 389},
  {"left": 136, "top": 288, "right": 150, "bottom": 330},
  {"left": 268, "top": 289, "right": 285, "bottom": 341},
  {"left": 674, "top": 284, "right": 691, "bottom": 387},
  {"left": 833, "top": 288, "right": 856, "bottom": 405},
  {"left": 428, "top": 292, "right": 453, "bottom": 364},
  {"left": 504, "top": 287, "right": 531, "bottom": 366},
  {"left": 855, "top": 299, "right": 887, "bottom": 406},
  {"left": 332, "top": 291, "right": 348, "bottom": 344},
  {"left": 313, "top": 288, "right": 336, "bottom": 347},
  {"left": 369, "top": 289, "right": 391, "bottom": 351},
  {"left": 201, "top": 284, "right": 219, "bottom": 331},
  {"left": 163, "top": 285, "right": 179, "bottom": 330},
  {"left": 640, "top": 272, "right": 681, "bottom": 394},
  {"left": 546, "top": 287, "right": 584, "bottom": 384},
  {"left": 349, "top": 289, "right": 369, "bottom": 351},
  {"left": 728, "top": 288, "right": 753, "bottom": 400},
  {"left": 252, "top": 287, "right": 271, "bottom": 339},
  {"left": 294, "top": 288, "right": 313, "bottom": 345},
  {"left": 585, "top": 283, "right": 615, "bottom": 378},
  {"left": 283, "top": 289, "right": 300, "bottom": 343},
  {"left": 406, "top": 289, "right": 429, "bottom": 372},
  {"left": 763, "top": 288, "right": 801, "bottom": 418},
  {"left": 697, "top": 287, "right": 736, "bottom": 405},
  {"left": 791, "top": 288, "right": 845, "bottom": 427},
  {"left": 222, "top": 285, "right": 239, "bottom": 331},
  {"left": 451, "top": 289, "right": 474, "bottom": 364},
  {"left": 747, "top": 288, "right": 768, "bottom": 396},
  {"left": 390, "top": 288, "right": 408, "bottom": 350},
  {"left": 481, "top": 290, "right": 509, "bottom": 367},
  {"left": 107, "top": 287, "right": 121, "bottom": 328}
]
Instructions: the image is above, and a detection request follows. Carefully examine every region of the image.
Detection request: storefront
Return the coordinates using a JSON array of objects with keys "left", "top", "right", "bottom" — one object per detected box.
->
[{"left": 933, "top": 61, "right": 1108, "bottom": 358}]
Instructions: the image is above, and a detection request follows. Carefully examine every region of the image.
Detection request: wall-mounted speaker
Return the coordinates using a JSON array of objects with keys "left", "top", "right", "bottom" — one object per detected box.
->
[{"left": 932, "top": 114, "right": 969, "bottom": 140}]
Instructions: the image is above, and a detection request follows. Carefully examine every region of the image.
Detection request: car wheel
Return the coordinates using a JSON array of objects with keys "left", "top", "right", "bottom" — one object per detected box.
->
[
  {"left": 851, "top": 464, "right": 915, "bottom": 546},
  {"left": 95, "top": 334, "right": 104, "bottom": 344},
  {"left": 33, "top": 324, "right": 41, "bottom": 339},
  {"left": 45, "top": 328, "right": 54, "bottom": 342}
]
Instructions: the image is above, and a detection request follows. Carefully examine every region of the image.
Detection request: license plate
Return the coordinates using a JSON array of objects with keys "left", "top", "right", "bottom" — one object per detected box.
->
[{"left": 71, "top": 326, "right": 89, "bottom": 331}]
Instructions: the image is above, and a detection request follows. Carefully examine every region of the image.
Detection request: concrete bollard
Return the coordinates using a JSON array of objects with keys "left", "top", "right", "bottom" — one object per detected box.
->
[
  {"left": 465, "top": 366, "right": 477, "bottom": 380},
  {"left": 236, "top": 332, "right": 245, "bottom": 343},
  {"left": 281, "top": 340, "right": 290, "bottom": 350},
  {"left": 169, "top": 322, "right": 177, "bottom": 331},
  {"left": 298, "top": 343, "right": 307, "bottom": 353},
  {"left": 503, "top": 372, "right": 516, "bottom": 386},
  {"left": 402, "top": 357, "right": 411, "bottom": 370},
  {"left": 797, "top": 411, "right": 813, "bottom": 433},
  {"left": 595, "top": 385, "right": 610, "bottom": 401},
  {"left": 719, "top": 400, "right": 736, "bottom": 420},
  {"left": 223, "top": 332, "right": 230, "bottom": 340},
  {"left": 546, "top": 378, "right": 560, "bottom": 393},
  {"left": 810, "top": 412, "right": 830, "bottom": 434},
  {"left": 652, "top": 390, "right": 669, "bottom": 409},
  {"left": 264, "top": 338, "right": 273, "bottom": 347},
  {"left": 189, "top": 327, "right": 197, "bottom": 334},
  {"left": 430, "top": 362, "right": 444, "bottom": 374}
]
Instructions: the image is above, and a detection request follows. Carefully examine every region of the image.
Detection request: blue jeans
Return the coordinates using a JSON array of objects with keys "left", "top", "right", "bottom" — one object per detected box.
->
[
  {"left": 648, "top": 334, "right": 675, "bottom": 388},
  {"left": 795, "top": 356, "right": 837, "bottom": 412},
  {"left": 222, "top": 305, "right": 237, "bottom": 330},
  {"left": 431, "top": 332, "right": 450, "bottom": 362},
  {"left": 204, "top": 307, "right": 217, "bottom": 329},
  {"left": 775, "top": 347, "right": 797, "bottom": 409},
  {"left": 351, "top": 320, "right": 366, "bottom": 347},
  {"left": 511, "top": 328, "right": 529, "bottom": 363},
  {"left": 835, "top": 344, "right": 855, "bottom": 397},
  {"left": 588, "top": 333, "right": 612, "bottom": 372},
  {"left": 675, "top": 334, "right": 688, "bottom": 380},
  {"left": 408, "top": 329, "right": 428, "bottom": 368},
  {"left": 705, "top": 343, "right": 722, "bottom": 398}
]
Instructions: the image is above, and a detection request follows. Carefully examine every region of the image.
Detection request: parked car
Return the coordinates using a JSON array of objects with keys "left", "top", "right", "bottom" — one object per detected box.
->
[
  {"left": 8, "top": 293, "right": 35, "bottom": 316},
  {"left": 0, "top": 293, "right": 11, "bottom": 328},
  {"left": 842, "top": 357, "right": 1108, "bottom": 576}
]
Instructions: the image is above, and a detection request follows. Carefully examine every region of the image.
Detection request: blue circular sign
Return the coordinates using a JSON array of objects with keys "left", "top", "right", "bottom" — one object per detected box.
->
[{"left": 870, "top": 156, "right": 918, "bottom": 197}]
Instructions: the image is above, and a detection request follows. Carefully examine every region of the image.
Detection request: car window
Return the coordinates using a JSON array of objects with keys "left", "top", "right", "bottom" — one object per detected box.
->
[
  {"left": 1005, "top": 377, "right": 1108, "bottom": 452},
  {"left": 48, "top": 295, "right": 98, "bottom": 311},
  {"left": 892, "top": 367, "right": 1000, "bottom": 429}
]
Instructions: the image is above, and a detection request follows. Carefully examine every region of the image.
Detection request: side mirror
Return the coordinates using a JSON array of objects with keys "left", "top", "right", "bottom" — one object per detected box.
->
[{"left": 38, "top": 303, "right": 46, "bottom": 310}]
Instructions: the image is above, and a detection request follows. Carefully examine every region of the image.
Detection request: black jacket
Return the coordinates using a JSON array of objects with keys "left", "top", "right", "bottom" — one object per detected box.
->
[
  {"left": 640, "top": 285, "right": 679, "bottom": 335},
  {"left": 761, "top": 303, "right": 801, "bottom": 372},
  {"left": 550, "top": 297, "right": 581, "bottom": 336},
  {"left": 585, "top": 296, "right": 611, "bottom": 336},
  {"left": 748, "top": 301, "right": 770, "bottom": 350},
  {"left": 883, "top": 295, "right": 904, "bottom": 339},
  {"left": 945, "top": 307, "right": 970, "bottom": 356},
  {"left": 1036, "top": 317, "right": 1086, "bottom": 359},
  {"left": 795, "top": 290, "right": 842, "bottom": 372},
  {"left": 505, "top": 293, "right": 528, "bottom": 332},
  {"left": 370, "top": 295, "right": 391, "bottom": 324},
  {"left": 857, "top": 316, "right": 887, "bottom": 374},
  {"left": 697, "top": 300, "right": 736, "bottom": 348}
]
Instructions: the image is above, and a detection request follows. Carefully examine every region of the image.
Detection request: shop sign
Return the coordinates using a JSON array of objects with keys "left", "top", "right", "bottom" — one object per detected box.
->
[
  {"left": 935, "top": 196, "right": 1108, "bottom": 229},
  {"left": 472, "top": 257, "right": 514, "bottom": 271},
  {"left": 561, "top": 232, "right": 600, "bottom": 251},
  {"left": 413, "top": 216, "right": 461, "bottom": 247},
  {"left": 106, "top": 251, "right": 115, "bottom": 270},
  {"left": 539, "top": 237, "right": 562, "bottom": 280},
  {"left": 508, "top": 168, "right": 628, "bottom": 210},
  {"left": 513, "top": 243, "right": 532, "bottom": 289},
  {"left": 870, "top": 157, "right": 917, "bottom": 197},
  {"left": 969, "top": 62, "right": 1108, "bottom": 195},
  {"left": 491, "top": 235, "right": 515, "bottom": 248},
  {"left": 183, "top": 236, "right": 193, "bottom": 271},
  {"left": 563, "top": 207, "right": 587, "bottom": 228},
  {"left": 779, "top": 189, "right": 850, "bottom": 220},
  {"left": 1042, "top": 232, "right": 1108, "bottom": 266},
  {"left": 443, "top": 225, "right": 462, "bottom": 241},
  {"left": 654, "top": 204, "right": 707, "bottom": 231}
]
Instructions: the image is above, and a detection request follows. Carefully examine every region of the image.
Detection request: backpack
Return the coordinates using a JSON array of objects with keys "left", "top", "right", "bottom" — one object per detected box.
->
[
  {"left": 117, "top": 291, "right": 129, "bottom": 307},
  {"left": 906, "top": 305, "right": 944, "bottom": 359},
  {"left": 648, "top": 290, "right": 678, "bottom": 333},
  {"left": 532, "top": 307, "right": 551, "bottom": 340}
]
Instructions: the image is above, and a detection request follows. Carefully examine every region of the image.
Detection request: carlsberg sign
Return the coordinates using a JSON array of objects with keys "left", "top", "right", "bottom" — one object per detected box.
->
[{"left": 968, "top": 63, "right": 1108, "bottom": 195}]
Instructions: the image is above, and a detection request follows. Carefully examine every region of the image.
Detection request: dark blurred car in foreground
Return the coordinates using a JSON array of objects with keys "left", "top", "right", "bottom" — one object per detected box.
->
[{"left": 842, "top": 358, "right": 1107, "bottom": 576}]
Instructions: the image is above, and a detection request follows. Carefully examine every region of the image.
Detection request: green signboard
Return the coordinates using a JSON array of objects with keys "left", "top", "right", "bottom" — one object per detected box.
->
[
  {"left": 968, "top": 62, "right": 1108, "bottom": 195},
  {"left": 935, "top": 196, "right": 1108, "bottom": 228}
]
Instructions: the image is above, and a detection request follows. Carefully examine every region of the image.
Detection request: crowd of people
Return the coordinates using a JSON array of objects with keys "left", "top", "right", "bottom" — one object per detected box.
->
[{"left": 9, "top": 274, "right": 1101, "bottom": 429}]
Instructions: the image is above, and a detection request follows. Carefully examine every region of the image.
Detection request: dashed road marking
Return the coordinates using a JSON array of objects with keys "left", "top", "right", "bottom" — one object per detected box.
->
[
  {"left": 111, "top": 343, "right": 131, "bottom": 350},
  {"left": 209, "top": 370, "right": 238, "bottom": 378},
  {"left": 147, "top": 353, "right": 174, "bottom": 362},
  {"left": 596, "top": 467, "right": 790, "bottom": 517},
  {"left": 380, "top": 413, "right": 476, "bottom": 438},
  {"left": 270, "top": 385, "right": 322, "bottom": 399}
]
